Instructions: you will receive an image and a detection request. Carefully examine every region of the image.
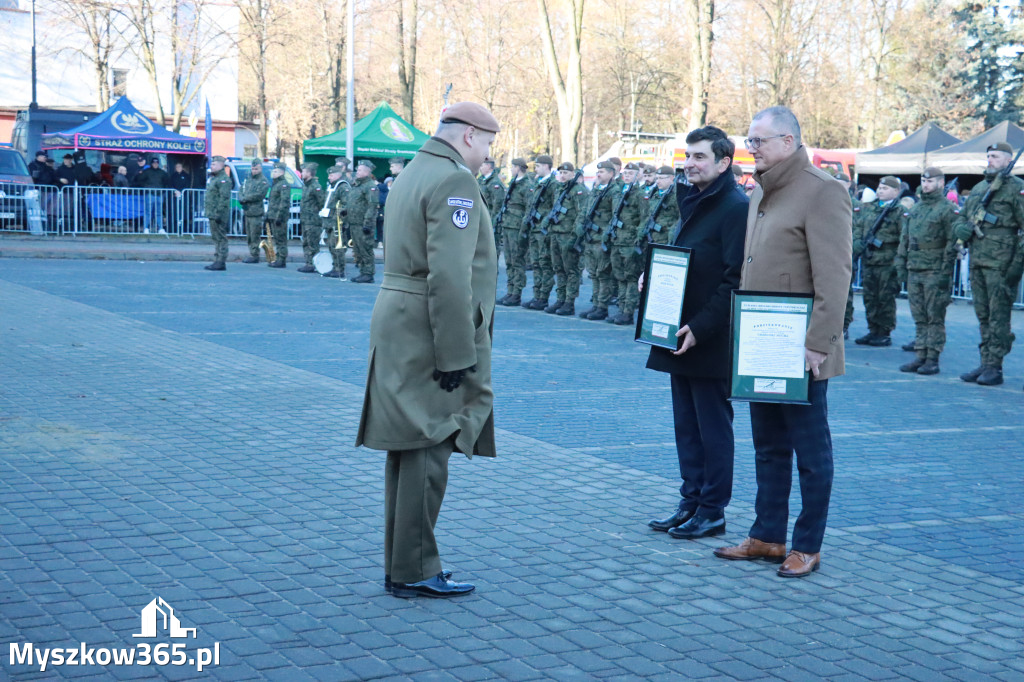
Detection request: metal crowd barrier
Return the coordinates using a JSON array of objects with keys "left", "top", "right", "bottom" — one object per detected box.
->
[{"left": 0, "top": 182, "right": 63, "bottom": 234}]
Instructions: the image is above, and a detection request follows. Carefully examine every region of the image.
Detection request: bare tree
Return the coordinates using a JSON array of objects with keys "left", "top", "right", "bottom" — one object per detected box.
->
[
  {"left": 51, "top": 0, "right": 121, "bottom": 110},
  {"left": 114, "top": 0, "right": 165, "bottom": 124},
  {"left": 396, "top": 0, "right": 418, "bottom": 124},
  {"left": 859, "top": 0, "right": 907, "bottom": 147},
  {"left": 236, "top": 0, "right": 287, "bottom": 154},
  {"left": 686, "top": 0, "right": 714, "bottom": 129},
  {"left": 536, "top": 0, "right": 584, "bottom": 162}
]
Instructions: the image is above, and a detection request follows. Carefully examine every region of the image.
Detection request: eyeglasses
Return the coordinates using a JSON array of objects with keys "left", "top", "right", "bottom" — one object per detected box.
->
[{"left": 743, "top": 134, "right": 787, "bottom": 150}]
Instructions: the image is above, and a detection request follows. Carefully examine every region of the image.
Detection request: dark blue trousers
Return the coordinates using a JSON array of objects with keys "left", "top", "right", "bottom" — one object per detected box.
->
[
  {"left": 670, "top": 374, "right": 735, "bottom": 518},
  {"left": 748, "top": 379, "right": 833, "bottom": 553}
]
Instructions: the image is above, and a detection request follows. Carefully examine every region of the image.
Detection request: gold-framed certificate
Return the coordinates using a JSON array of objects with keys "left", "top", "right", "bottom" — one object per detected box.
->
[
  {"left": 729, "top": 290, "right": 813, "bottom": 405},
  {"left": 634, "top": 244, "right": 692, "bottom": 350}
]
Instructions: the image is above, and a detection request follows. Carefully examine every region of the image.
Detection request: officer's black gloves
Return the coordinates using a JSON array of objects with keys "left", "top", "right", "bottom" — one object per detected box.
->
[
  {"left": 362, "top": 227, "right": 372, "bottom": 235},
  {"left": 433, "top": 365, "right": 477, "bottom": 392}
]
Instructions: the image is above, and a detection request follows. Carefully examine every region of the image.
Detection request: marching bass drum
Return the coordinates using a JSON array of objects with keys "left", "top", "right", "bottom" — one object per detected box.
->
[{"left": 313, "top": 250, "right": 334, "bottom": 274}]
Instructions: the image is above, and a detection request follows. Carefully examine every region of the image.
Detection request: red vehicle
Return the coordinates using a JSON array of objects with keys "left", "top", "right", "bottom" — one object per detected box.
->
[{"left": 809, "top": 149, "right": 859, "bottom": 180}]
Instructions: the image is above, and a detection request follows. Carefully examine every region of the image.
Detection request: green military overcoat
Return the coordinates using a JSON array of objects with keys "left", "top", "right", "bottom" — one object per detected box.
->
[{"left": 356, "top": 137, "right": 498, "bottom": 457}]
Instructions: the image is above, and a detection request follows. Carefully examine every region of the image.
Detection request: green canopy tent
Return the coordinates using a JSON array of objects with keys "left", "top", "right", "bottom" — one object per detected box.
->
[{"left": 302, "top": 101, "right": 430, "bottom": 185}]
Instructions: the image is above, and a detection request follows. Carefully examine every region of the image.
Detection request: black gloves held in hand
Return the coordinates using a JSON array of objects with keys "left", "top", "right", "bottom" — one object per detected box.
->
[
  {"left": 362, "top": 226, "right": 372, "bottom": 235},
  {"left": 433, "top": 365, "right": 477, "bottom": 392}
]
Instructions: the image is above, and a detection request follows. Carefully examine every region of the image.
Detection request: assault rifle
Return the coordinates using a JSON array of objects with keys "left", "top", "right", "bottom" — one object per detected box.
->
[
  {"left": 635, "top": 187, "right": 672, "bottom": 255},
  {"left": 522, "top": 174, "right": 555, "bottom": 235},
  {"left": 572, "top": 182, "right": 616, "bottom": 253},
  {"left": 544, "top": 170, "right": 584, "bottom": 234},
  {"left": 492, "top": 175, "right": 520, "bottom": 231},
  {"left": 854, "top": 199, "right": 899, "bottom": 261},
  {"left": 966, "top": 145, "right": 1024, "bottom": 241},
  {"left": 602, "top": 183, "right": 634, "bottom": 252}
]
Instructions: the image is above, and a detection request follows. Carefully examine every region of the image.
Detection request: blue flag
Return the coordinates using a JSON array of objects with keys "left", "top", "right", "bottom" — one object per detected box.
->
[{"left": 204, "top": 99, "right": 212, "bottom": 166}]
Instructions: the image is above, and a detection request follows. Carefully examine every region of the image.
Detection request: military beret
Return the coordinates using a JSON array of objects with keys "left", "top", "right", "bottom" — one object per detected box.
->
[
  {"left": 357, "top": 159, "right": 375, "bottom": 171},
  {"left": 596, "top": 160, "right": 616, "bottom": 172},
  {"left": 210, "top": 155, "right": 226, "bottom": 163},
  {"left": 388, "top": 157, "right": 405, "bottom": 166},
  {"left": 250, "top": 159, "right": 263, "bottom": 168},
  {"left": 334, "top": 156, "right": 350, "bottom": 168},
  {"left": 621, "top": 162, "right": 638, "bottom": 171},
  {"left": 273, "top": 162, "right": 287, "bottom": 171},
  {"left": 557, "top": 162, "right": 575, "bottom": 171},
  {"left": 441, "top": 101, "right": 501, "bottom": 134},
  {"left": 511, "top": 157, "right": 528, "bottom": 169},
  {"left": 301, "top": 162, "right": 319, "bottom": 172},
  {"left": 988, "top": 141, "right": 1013, "bottom": 154},
  {"left": 608, "top": 157, "right": 622, "bottom": 167},
  {"left": 921, "top": 166, "right": 944, "bottom": 179},
  {"left": 644, "top": 164, "right": 657, "bottom": 173},
  {"left": 879, "top": 176, "right": 901, "bottom": 190},
  {"left": 327, "top": 165, "right": 344, "bottom": 175},
  {"left": 480, "top": 157, "right": 495, "bottom": 166},
  {"left": 656, "top": 166, "right": 674, "bottom": 175},
  {"left": 534, "top": 154, "right": 554, "bottom": 167}
]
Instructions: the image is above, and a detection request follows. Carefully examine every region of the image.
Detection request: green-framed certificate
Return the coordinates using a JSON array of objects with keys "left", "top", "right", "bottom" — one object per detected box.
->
[
  {"left": 729, "top": 290, "right": 813, "bottom": 404},
  {"left": 634, "top": 244, "right": 692, "bottom": 350}
]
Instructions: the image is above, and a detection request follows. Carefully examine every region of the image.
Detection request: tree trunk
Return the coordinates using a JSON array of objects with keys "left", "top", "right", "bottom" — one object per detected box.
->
[
  {"left": 686, "top": 0, "right": 714, "bottom": 129},
  {"left": 536, "top": 0, "right": 584, "bottom": 164},
  {"left": 397, "top": 0, "right": 418, "bottom": 125}
]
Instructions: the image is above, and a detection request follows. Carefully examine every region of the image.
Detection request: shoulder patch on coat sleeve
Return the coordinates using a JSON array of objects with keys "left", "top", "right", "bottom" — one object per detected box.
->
[
  {"left": 447, "top": 197, "right": 474, "bottom": 209},
  {"left": 452, "top": 208, "right": 470, "bottom": 228}
]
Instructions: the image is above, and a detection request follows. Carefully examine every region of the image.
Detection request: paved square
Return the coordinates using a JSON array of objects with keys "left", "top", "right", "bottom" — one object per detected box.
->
[{"left": 1, "top": 258, "right": 1022, "bottom": 680}]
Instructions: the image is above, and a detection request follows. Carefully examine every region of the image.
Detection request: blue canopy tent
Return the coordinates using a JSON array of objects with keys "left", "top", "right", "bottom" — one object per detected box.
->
[{"left": 40, "top": 96, "right": 208, "bottom": 155}]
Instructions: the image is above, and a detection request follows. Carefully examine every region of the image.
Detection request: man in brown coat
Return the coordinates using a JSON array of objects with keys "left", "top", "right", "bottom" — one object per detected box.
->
[
  {"left": 713, "top": 106, "right": 852, "bottom": 578},
  {"left": 356, "top": 102, "right": 499, "bottom": 599}
]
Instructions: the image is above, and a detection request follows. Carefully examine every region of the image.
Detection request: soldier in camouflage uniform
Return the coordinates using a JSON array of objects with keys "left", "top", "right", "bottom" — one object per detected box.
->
[
  {"left": 541, "top": 161, "right": 588, "bottom": 315},
  {"left": 266, "top": 163, "right": 291, "bottom": 268},
  {"left": 238, "top": 159, "right": 269, "bottom": 264},
  {"left": 477, "top": 158, "right": 506, "bottom": 257},
  {"left": 348, "top": 159, "right": 381, "bottom": 283},
  {"left": 577, "top": 160, "right": 621, "bottom": 321},
  {"left": 204, "top": 155, "right": 232, "bottom": 271},
  {"left": 320, "top": 164, "right": 350, "bottom": 279},
  {"left": 497, "top": 158, "right": 532, "bottom": 306},
  {"left": 852, "top": 175, "right": 904, "bottom": 346},
  {"left": 637, "top": 166, "right": 681, "bottom": 252},
  {"left": 835, "top": 173, "right": 858, "bottom": 339},
  {"left": 606, "top": 162, "right": 646, "bottom": 325},
  {"left": 895, "top": 167, "right": 959, "bottom": 375},
  {"left": 296, "top": 162, "right": 324, "bottom": 274},
  {"left": 954, "top": 142, "right": 1024, "bottom": 386},
  {"left": 522, "top": 155, "right": 557, "bottom": 309}
]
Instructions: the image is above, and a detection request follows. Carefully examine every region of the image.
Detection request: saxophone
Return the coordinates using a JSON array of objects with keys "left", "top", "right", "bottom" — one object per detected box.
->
[{"left": 259, "top": 219, "right": 276, "bottom": 263}]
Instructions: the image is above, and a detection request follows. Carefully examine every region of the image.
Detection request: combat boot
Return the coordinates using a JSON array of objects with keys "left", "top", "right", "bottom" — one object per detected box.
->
[
  {"left": 578, "top": 307, "right": 597, "bottom": 318},
  {"left": 586, "top": 307, "right": 608, "bottom": 321},
  {"left": 959, "top": 365, "right": 986, "bottom": 383},
  {"left": 268, "top": 260, "right": 286, "bottom": 268},
  {"left": 854, "top": 332, "right": 875, "bottom": 345},
  {"left": 614, "top": 312, "right": 634, "bottom": 326},
  {"left": 556, "top": 302, "right": 575, "bottom": 316},
  {"left": 544, "top": 300, "right": 563, "bottom": 314},
  {"left": 901, "top": 341, "right": 916, "bottom": 351},
  {"left": 297, "top": 264, "right": 316, "bottom": 273},
  {"left": 867, "top": 334, "right": 892, "bottom": 347},
  {"left": 204, "top": 261, "right": 226, "bottom": 271},
  {"left": 976, "top": 367, "right": 1004, "bottom": 386},
  {"left": 899, "top": 357, "right": 925, "bottom": 373},
  {"left": 528, "top": 299, "right": 547, "bottom": 311},
  {"left": 242, "top": 256, "right": 259, "bottom": 264},
  {"left": 501, "top": 294, "right": 521, "bottom": 307},
  {"left": 497, "top": 294, "right": 512, "bottom": 305},
  {"left": 917, "top": 359, "right": 940, "bottom": 375},
  {"left": 322, "top": 269, "right": 343, "bottom": 279}
]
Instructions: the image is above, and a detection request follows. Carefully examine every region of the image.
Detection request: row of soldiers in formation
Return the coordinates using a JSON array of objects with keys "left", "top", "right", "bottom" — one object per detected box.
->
[
  {"left": 478, "top": 155, "right": 679, "bottom": 323},
  {"left": 838, "top": 140, "right": 1024, "bottom": 386},
  {"left": 206, "top": 155, "right": 399, "bottom": 282}
]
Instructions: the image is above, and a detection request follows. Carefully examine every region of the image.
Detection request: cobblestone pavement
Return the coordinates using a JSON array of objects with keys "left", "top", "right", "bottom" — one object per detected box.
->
[{"left": 1, "top": 258, "right": 1022, "bottom": 681}]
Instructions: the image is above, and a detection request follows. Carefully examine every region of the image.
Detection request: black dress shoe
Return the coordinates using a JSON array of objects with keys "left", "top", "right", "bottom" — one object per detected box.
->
[
  {"left": 385, "top": 569, "right": 452, "bottom": 593},
  {"left": 648, "top": 508, "right": 696, "bottom": 532},
  {"left": 391, "top": 573, "right": 474, "bottom": 599},
  {"left": 668, "top": 515, "right": 726, "bottom": 539}
]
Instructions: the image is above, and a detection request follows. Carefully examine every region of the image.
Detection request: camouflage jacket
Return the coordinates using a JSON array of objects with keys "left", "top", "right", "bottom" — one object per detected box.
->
[
  {"left": 609, "top": 182, "right": 646, "bottom": 246},
  {"left": 953, "top": 172, "right": 1024, "bottom": 269},
  {"left": 299, "top": 177, "right": 324, "bottom": 224},
  {"left": 267, "top": 176, "right": 291, "bottom": 224},
  {"left": 576, "top": 178, "right": 622, "bottom": 241},
  {"left": 477, "top": 171, "right": 506, "bottom": 217},
  {"left": 204, "top": 169, "right": 232, "bottom": 222},
  {"left": 238, "top": 173, "right": 269, "bottom": 217},
  {"left": 853, "top": 199, "right": 904, "bottom": 265},
  {"left": 321, "top": 178, "right": 350, "bottom": 230},
  {"left": 495, "top": 174, "right": 532, "bottom": 231},
  {"left": 522, "top": 174, "right": 557, "bottom": 233},
  {"left": 345, "top": 175, "right": 379, "bottom": 231},
  {"left": 896, "top": 190, "right": 959, "bottom": 275},
  {"left": 639, "top": 183, "right": 680, "bottom": 247},
  {"left": 540, "top": 180, "right": 589, "bottom": 235}
]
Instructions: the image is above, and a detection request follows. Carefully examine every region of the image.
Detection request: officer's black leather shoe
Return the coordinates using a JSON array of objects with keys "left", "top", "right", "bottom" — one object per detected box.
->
[
  {"left": 976, "top": 367, "right": 1004, "bottom": 386},
  {"left": 854, "top": 332, "right": 874, "bottom": 345},
  {"left": 242, "top": 256, "right": 259, "bottom": 264},
  {"left": 204, "top": 261, "right": 225, "bottom": 271},
  {"left": 669, "top": 515, "right": 726, "bottom": 539},
  {"left": 544, "top": 301, "right": 563, "bottom": 314},
  {"left": 960, "top": 365, "right": 986, "bottom": 383},
  {"left": 917, "top": 359, "right": 940, "bottom": 375},
  {"left": 901, "top": 341, "right": 916, "bottom": 351},
  {"left": 269, "top": 260, "right": 286, "bottom": 268},
  {"left": 585, "top": 308, "right": 608, "bottom": 321},
  {"left": 900, "top": 357, "right": 925, "bottom": 373},
  {"left": 648, "top": 508, "right": 695, "bottom": 532},
  {"left": 391, "top": 572, "right": 474, "bottom": 599},
  {"left": 385, "top": 569, "right": 452, "bottom": 593},
  {"left": 867, "top": 335, "right": 892, "bottom": 347},
  {"left": 297, "top": 264, "right": 316, "bottom": 273},
  {"left": 556, "top": 302, "right": 575, "bottom": 316}
]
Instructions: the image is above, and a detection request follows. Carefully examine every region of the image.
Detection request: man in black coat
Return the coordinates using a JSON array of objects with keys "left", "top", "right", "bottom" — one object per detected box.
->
[
  {"left": 29, "top": 151, "right": 56, "bottom": 186},
  {"left": 645, "top": 126, "right": 749, "bottom": 539}
]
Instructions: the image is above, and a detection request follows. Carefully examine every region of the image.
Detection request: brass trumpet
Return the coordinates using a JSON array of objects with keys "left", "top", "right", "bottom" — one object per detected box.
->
[{"left": 259, "top": 220, "right": 276, "bottom": 263}]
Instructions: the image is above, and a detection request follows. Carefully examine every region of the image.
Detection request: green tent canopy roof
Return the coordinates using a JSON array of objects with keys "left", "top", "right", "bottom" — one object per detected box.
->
[{"left": 302, "top": 101, "right": 430, "bottom": 159}]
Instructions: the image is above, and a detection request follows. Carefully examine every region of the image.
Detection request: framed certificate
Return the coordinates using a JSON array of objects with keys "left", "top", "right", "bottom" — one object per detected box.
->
[
  {"left": 634, "top": 244, "right": 692, "bottom": 350},
  {"left": 729, "top": 290, "right": 813, "bottom": 405}
]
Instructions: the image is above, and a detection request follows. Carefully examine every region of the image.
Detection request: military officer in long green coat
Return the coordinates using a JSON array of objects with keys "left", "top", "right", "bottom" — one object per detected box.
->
[{"left": 356, "top": 102, "right": 500, "bottom": 599}]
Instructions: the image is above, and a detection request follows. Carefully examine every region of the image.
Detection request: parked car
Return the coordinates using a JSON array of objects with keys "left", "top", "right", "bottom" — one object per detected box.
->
[{"left": 0, "top": 148, "right": 42, "bottom": 232}]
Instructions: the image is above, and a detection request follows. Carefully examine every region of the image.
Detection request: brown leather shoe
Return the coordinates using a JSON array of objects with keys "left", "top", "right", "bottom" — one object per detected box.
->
[
  {"left": 713, "top": 537, "right": 786, "bottom": 563},
  {"left": 777, "top": 550, "right": 820, "bottom": 578}
]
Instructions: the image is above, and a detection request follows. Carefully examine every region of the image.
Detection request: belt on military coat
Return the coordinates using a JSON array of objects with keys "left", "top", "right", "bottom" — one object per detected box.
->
[{"left": 381, "top": 272, "right": 428, "bottom": 294}]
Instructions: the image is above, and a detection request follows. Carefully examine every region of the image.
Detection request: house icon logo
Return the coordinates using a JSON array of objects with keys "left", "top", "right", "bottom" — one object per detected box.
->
[{"left": 133, "top": 597, "right": 197, "bottom": 639}]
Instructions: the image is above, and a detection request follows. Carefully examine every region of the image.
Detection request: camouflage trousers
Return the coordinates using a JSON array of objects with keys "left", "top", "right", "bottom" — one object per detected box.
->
[
  {"left": 210, "top": 218, "right": 228, "bottom": 263},
  {"left": 301, "top": 220, "right": 321, "bottom": 266},
  {"left": 970, "top": 265, "right": 1016, "bottom": 368},
  {"left": 322, "top": 221, "right": 347, "bottom": 273},
  {"left": 270, "top": 220, "right": 288, "bottom": 261},
  {"left": 245, "top": 215, "right": 264, "bottom": 258},
  {"left": 844, "top": 263, "right": 856, "bottom": 330},
  {"left": 610, "top": 246, "right": 642, "bottom": 316},
  {"left": 493, "top": 223, "right": 503, "bottom": 261},
  {"left": 503, "top": 227, "right": 527, "bottom": 296},
  {"left": 861, "top": 262, "right": 899, "bottom": 335},
  {"left": 549, "top": 233, "right": 583, "bottom": 303},
  {"left": 584, "top": 242, "right": 614, "bottom": 309},
  {"left": 529, "top": 231, "right": 554, "bottom": 299},
  {"left": 352, "top": 227, "right": 376, "bottom": 276},
  {"left": 907, "top": 269, "right": 952, "bottom": 359}
]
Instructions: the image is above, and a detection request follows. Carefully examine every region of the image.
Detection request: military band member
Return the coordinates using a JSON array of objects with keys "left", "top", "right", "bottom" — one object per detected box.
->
[
  {"left": 204, "top": 155, "right": 231, "bottom": 271},
  {"left": 320, "top": 164, "right": 351, "bottom": 279},
  {"left": 267, "top": 162, "right": 291, "bottom": 268},
  {"left": 607, "top": 162, "right": 646, "bottom": 325},
  {"left": 522, "top": 155, "right": 557, "bottom": 309},
  {"left": 542, "top": 162, "right": 589, "bottom": 315},
  {"left": 297, "top": 163, "right": 325, "bottom": 274},
  {"left": 349, "top": 160, "right": 381, "bottom": 283},
  {"left": 239, "top": 159, "right": 270, "bottom": 264},
  {"left": 853, "top": 176, "right": 904, "bottom": 346},
  {"left": 498, "top": 158, "right": 532, "bottom": 306},
  {"left": 578, "top": 160, "right": 621, "bottom": 320}
]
